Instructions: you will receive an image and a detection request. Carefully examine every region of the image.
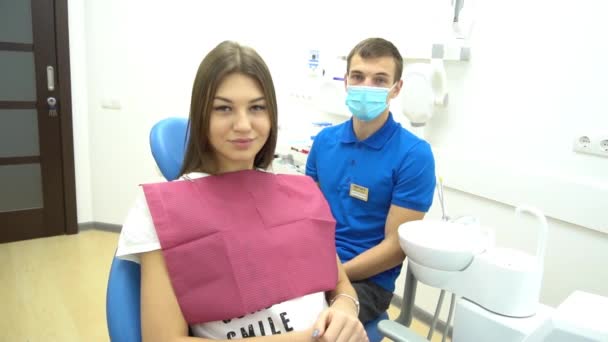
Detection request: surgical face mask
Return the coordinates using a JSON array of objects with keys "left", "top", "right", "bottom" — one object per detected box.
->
[{"left": 345, "top": 83, "right": 396, "bottom": 122}]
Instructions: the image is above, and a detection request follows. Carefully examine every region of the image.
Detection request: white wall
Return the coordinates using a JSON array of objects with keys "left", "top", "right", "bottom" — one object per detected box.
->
[
  {"left": 69, "top": 0, "right": 607, "bottom": 315},
  {"left": 392, "top": 0, "right": 608, "bottom": 315},
  {"left": 67, "top": 0, "right": 92, "bottom": 222},
  {"left": 76, "top": 0, "right": 458, "bottom": 224}
]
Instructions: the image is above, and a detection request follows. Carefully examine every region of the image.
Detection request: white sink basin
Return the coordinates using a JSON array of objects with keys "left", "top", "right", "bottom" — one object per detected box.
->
[{"left": 398, "top": 219, "right": 491, "bottom": 271}]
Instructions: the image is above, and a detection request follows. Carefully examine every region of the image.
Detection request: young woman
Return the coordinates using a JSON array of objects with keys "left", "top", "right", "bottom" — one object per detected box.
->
[{"left": 116, "top": 41, "right": 367, "bottom": 342}]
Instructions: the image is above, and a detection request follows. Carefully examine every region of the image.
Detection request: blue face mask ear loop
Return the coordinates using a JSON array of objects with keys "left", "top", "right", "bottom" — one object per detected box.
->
[{"left": 387, "top": 81, "right": 398, "bottom": 98}]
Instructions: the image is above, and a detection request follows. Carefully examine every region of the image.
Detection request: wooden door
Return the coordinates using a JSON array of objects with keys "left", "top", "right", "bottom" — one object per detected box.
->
[{"left": 0, "top": 0, "right": 76, "bottom": 243}]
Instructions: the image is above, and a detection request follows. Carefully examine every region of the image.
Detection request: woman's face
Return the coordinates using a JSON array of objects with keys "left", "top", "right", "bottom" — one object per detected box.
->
[{"left": 208, "top": 73, "right": 271, "bottom": 173}]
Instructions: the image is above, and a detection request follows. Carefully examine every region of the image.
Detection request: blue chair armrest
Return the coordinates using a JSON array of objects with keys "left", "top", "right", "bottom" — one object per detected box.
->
[{"left": 106, "top": 257, "right": 142, "bottom": 342}]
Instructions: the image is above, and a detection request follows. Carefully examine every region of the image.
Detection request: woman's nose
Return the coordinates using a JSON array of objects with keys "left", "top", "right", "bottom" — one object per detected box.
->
[{"left": 233, "top": 110, "right": 252, "bottom": 131}]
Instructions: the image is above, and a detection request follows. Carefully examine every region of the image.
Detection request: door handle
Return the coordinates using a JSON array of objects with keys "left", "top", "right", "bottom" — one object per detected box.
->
[{"left": 47, "top": 66, "right": 55, "bottom": 91}]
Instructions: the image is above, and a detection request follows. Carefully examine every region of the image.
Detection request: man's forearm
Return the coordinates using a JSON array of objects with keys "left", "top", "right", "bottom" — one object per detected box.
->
[{"left": 343, "top": 239, "right": 406, "bottom": 281}]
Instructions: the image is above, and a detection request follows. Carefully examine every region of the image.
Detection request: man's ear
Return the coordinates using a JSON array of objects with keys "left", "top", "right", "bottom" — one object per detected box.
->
[{"left": 390, "top": 79, "right": 404, "bottom": 99}]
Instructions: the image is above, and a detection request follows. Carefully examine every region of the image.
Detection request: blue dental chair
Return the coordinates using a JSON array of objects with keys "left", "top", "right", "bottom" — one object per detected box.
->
[
  {"left": 106, "top": 117, "right": 188, "bottom": 342},
  {"left": 148, "top": 117, "right": 189, "bottom": 181},
  {"left": 105, "top": 117, "right": 387, "bottom": 341}
]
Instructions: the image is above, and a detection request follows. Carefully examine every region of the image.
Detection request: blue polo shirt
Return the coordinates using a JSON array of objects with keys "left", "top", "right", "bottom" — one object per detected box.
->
[{"left": 305, "top": 113, "right": 435, "bottom": 292}]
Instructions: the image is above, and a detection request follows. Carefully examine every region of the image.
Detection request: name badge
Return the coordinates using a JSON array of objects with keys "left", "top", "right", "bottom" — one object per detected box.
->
[{"left": 349, "top": 183, "right": 369, "bottom": 202}]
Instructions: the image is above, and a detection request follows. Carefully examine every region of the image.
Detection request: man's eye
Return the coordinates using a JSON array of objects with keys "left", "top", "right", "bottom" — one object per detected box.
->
[{"left": 375, "top": 78, "right": 387, "bottom": 85}]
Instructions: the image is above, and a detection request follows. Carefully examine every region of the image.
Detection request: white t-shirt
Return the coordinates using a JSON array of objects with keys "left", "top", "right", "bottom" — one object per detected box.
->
[{"left": 116, "top": 172, "right": 328, "bottom": 339}]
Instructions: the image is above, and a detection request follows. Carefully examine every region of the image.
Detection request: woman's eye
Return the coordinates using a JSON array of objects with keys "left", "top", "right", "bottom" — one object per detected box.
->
[
  {"left": 213, "top": 105, "right": 232, "bottom": 112},
  {"left": 250, "top": 105, "right": 266, "bottom": 112}
]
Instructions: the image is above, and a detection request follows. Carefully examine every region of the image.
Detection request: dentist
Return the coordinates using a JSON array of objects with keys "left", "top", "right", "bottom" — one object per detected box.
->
[{"left": 306, "top": 37, "right": 436, "bottom": 323}]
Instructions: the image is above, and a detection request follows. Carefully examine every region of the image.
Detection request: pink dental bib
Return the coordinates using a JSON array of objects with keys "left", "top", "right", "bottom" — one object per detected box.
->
[{"left": 141, "top": 170, "right": 337, "bottom": 324}]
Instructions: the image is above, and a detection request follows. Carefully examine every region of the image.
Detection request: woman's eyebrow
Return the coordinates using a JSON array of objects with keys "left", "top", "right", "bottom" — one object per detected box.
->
[
  {"left": 213, "top": 96, "right": 265, "bottom": 103},
  {"left": 249, "top": 97, "right": 265, "bottom": 103},
  {"left": 214, "top": 96, "right": 232, "bottom": 103}
]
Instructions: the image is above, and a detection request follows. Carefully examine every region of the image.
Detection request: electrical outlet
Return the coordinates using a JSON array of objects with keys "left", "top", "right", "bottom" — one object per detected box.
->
[
  {"left": 572, "top": 135, "right": 592, "bottom": 153},
  {"left": 595, "top": 138, "right": 608, "bottom": 155},
  {"left": 573, "top": 134, "right": 608, "bottom": 158}
]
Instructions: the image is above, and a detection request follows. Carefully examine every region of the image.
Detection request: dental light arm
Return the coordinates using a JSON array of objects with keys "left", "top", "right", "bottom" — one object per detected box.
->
[{"left": 401, "top": 60, "right": 447, "bottom": 128}]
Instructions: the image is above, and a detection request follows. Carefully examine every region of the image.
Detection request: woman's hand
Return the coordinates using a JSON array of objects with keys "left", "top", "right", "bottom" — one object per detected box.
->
[{"left": 311, "top": 301, "right": 368, "bottom": 342}]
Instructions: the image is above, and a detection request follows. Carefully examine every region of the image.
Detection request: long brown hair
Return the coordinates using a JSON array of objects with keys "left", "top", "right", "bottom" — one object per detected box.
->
[{"left": 180, "top": 41, "right": 278, "bottom": 176}]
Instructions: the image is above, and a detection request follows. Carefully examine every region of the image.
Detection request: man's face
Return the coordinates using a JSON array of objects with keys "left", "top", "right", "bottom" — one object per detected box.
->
[{"left": 346, "top": 54, "right": 401, "bottom": 100}]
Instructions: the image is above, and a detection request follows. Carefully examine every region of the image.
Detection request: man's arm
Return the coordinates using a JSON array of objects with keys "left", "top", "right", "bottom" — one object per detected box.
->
[
  {"left": 342, "top": 204, "right": 425, "bottom": 281},
  {"left": 342, "top": 140, "right": 436, "bottom": 281}
]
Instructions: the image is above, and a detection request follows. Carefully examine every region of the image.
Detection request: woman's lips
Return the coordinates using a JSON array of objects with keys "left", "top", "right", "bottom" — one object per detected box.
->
[{"left": 230, "top": 138, "right": 254, "bottom": 149}]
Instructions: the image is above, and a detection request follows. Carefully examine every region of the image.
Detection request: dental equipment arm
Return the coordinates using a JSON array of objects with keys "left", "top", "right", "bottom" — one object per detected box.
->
[{"left": 377, "top": 319, "right": 431, "bottom": 342}]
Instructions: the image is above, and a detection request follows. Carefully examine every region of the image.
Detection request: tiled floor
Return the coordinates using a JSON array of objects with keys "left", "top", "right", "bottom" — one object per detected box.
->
[{"left": 0, "top": 230, "right": 446, "bottom": 341}]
